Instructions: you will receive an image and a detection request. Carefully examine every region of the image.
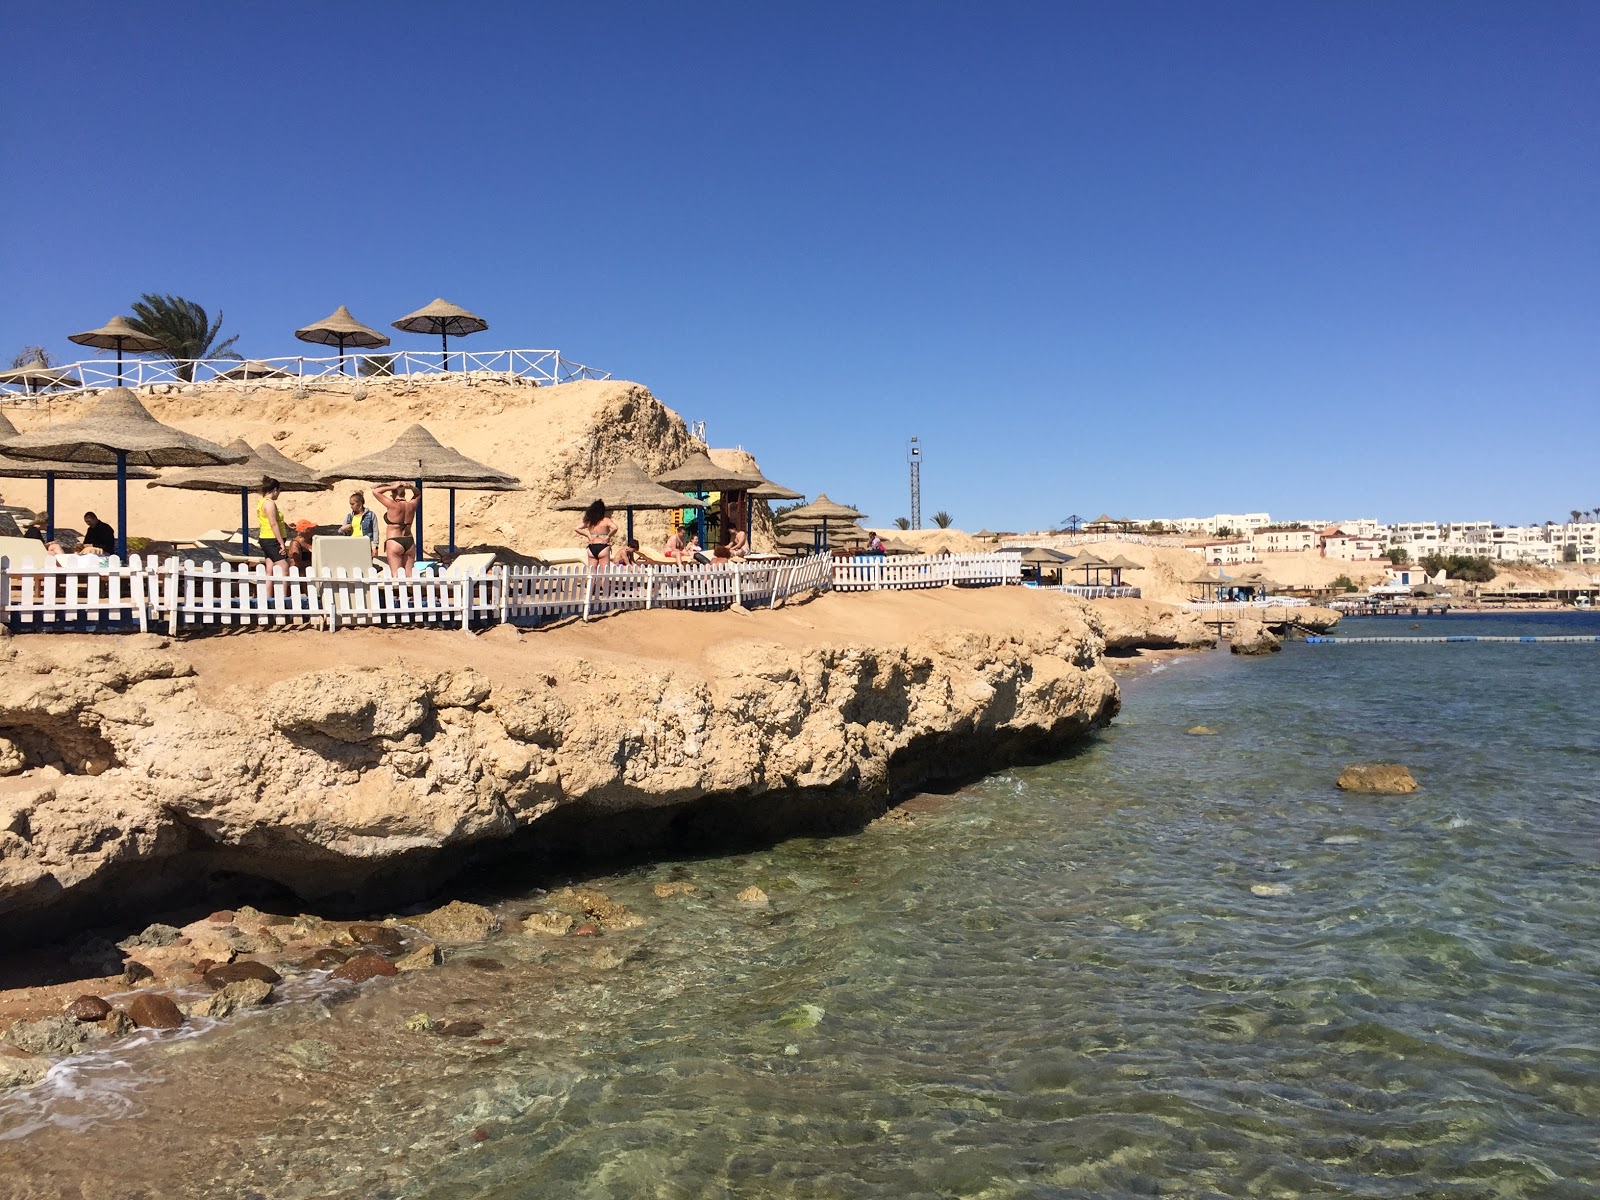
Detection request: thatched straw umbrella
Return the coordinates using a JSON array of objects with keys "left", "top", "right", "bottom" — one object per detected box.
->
[
  {"left": 391, "top": 299, "right": 488, "bottom": 373},
  {"left": 214, "top": 360, "right": 295, "bottom": 382},
  {"left": 150, "top": 439, "right": 328, "bottom": 554},
  {"left": 0, "top": 410, "right": 158, "bottom": 539},
  {"left": 294, "top": 306, "right": 390, "bottom": 376},
  {"left": 316, "top": 424, "right": 521, "bottom": 555},
  {"left": 0, "top": 358, "right": 81, "bottom": 395},
  {"left": 68, "top": 316, "right": 166, "bottom": 385},
  {"left": 0, "top": 388, "right": 243, "bottom": 557},
  {"left": 553, "top": 459, "right": 705, "bottom": 543},
  {"left": 776, "top": 493, "right": 864, "bottom": 550},
  {"left": 654, "top": 450, "right": 764, "bottom": 549},
  {"left": 1019, "top": 545, "right": 1073, "bottom": 583},
  {"left": 1102, "top": 554, "right": 1145, "bottom": 587},
  {"left": 747, "top": 475, "right": 803, "bottom": 501}
]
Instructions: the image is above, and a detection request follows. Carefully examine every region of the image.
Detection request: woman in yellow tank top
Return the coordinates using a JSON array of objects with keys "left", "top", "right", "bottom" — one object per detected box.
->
[{"left": 256, "top": 478, "right": 290, "bottom": 575}]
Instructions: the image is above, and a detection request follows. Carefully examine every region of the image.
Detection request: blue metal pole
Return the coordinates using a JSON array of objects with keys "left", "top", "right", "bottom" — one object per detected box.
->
[
  {"left": 626, "top": 508, "right": 635, "bottom": 542},
  {"left": 414, "top": 478, "right": 424, "bottom": 559},
  {"left": 448, "top": 488, "right": 457, "bottom": 556},
  {"left": 115, "top": 451, "right": 128, "bottom": 560},
  {"left": 45, "top": 473, "right": 55, "bottom": 540},
  {"left": 240, "top": 487, "right": 250, "bottom": 554}
]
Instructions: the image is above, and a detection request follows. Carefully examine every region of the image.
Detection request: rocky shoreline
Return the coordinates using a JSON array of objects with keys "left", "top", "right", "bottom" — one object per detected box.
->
[{"left": 0, "top": 590, "right": 1337, "bottom": 1092}]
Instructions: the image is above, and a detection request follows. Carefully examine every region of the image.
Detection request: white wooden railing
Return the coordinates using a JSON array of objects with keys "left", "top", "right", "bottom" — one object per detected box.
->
[
  {"left": 0, "top": 553, "right": 838, "bottom": 635},
  {"left": 0, "top": 349, "right": 610, "bottom": 398},
  {"left": 829, "top": 552, "right": 1021, "bottom": 591},
  {"left": 1040, "top": 584, "right": 1143, "bottom": 599},
  {"left": 1182, "top": 597, "right": 1310, "bottom": 611}
]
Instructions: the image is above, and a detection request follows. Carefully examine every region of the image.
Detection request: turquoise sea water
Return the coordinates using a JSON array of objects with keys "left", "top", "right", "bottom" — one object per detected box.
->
[{"left": 3, "top": 612, "right": 1598, "bottom": 1198}]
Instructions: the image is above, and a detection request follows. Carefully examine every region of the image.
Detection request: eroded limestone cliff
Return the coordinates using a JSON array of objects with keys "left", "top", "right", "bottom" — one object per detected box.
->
[{"left": 1, "top": 589, "right": 1119, "bottom": 942}]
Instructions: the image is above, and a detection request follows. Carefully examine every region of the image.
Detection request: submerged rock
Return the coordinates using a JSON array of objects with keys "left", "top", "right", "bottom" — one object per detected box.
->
[
  {"left": 1337, "top": 764, "right": 1419, "bottom": 794},
  {"left": 1186, "top": 726, "right": 1217, "bottom": 736},
  {"left": 394, "top": 942, "right": 441, "bottom": 971},
  {"left": 1229, "top": 618, "right": 1282, "bottom": 656},
  {"left": 202, "top": 961, "right": 282, "bottom": 990},
  {"left": 403, "top": 1013, "right": 441, "bottom": 1033},
  {"left": 736, "top": 886, "right": 770, "bottom": 907},
  {"left": 653, "top": 882, "right": 698, "bottom": 899},
  {"left": 348, "top": 923, "right": 406, "bottom": 954},
  {"left": 280, "top": 1039, "right": 334, "bottom": 1071},
  {"left": 519, "top": 911, "right": 575, "bottom": 937},
  {"left": 192, "top": 978, "right": 275, "bottom": 1019},
  {"left": 332, "top": 953, "right": 399, "bottom": 983},
  {"left": 0, "top": 1054, "right": 51, "bottom": 1090}
]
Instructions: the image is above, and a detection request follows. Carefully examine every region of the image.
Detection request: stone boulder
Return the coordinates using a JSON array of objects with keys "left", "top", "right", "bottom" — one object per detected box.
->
[
  {"left": 1337, "top": 764, "right": 1419, "bottom": 794},
  {"left": 0, "top": 1054, "right": 51, "bottom": 1090},
  {"left": 1230, "top": 617, "right": 1281, "bottom": 656},
  {"left": 6, "top": 1015, "right": 89, "bottom": 1057},
  {"left": 406, "top": 900, "right": 497, "bottom": 943},
  {"left": 127, "top": 993, "right": 185, "bottom": 1030},
  {"left": 191, "top": 978, "right": 275, "bottom": 1019}
]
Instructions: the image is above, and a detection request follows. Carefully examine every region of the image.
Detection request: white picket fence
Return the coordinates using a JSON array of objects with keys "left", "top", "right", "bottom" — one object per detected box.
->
[
  {"left": 1039, "top": 584, "right": 1143, "bottom": 599},
  {"left": 0, "top": 553, "right": 840, "bottom": 635},
  {"left": 1182, "top": 597, "right": 1310, "bottom": 611},
  {"left": 0, "top": 348, "right": 610, "bottom": 398},
  {"left": 830, "top": 552, "right": 1021, "bottom": 591}
]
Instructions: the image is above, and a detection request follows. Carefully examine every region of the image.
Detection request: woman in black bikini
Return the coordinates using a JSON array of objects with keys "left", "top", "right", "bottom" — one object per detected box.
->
[
  {"left": 575, "top": 499, "right": 618, "bottom": 570},
  {"left": 373, "top": 481, "right": 419, "bottom": 575}
]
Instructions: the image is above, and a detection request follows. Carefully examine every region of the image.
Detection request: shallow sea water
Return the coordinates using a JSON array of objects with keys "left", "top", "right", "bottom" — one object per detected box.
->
[{"left": 2, "top": 612, "right": 1598, "bottom": 1198}]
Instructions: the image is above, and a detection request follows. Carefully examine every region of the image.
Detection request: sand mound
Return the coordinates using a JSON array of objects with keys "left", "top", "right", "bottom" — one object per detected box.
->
[{"left": 0, "top": 378, "right": 779, "bottom": 556}]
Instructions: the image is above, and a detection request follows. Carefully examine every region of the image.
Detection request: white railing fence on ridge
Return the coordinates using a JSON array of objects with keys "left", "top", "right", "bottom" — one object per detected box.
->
[
  {"left": 0, "top": 349, "right": 610, "bottom": 399},
  {"left": 1, "top": 551, "right": 1018, "bottom": 635},
  {"left": 1182, "top": 598, "right": 1310, "bottom": 611}
]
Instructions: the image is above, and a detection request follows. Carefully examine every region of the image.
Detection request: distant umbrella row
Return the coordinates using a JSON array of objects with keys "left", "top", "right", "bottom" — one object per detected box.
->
[
  {"left": 0, "top": 388, "right": 821, "bottom": 561},
  {"left": 1, "top": 300, "right": 490, "bottom": 390}
]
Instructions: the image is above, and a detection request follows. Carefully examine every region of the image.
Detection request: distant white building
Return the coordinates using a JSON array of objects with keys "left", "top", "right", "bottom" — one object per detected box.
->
[
  {"left": 1319, "top": 526, "right": 1386, "bottom": 560},
  {"left": 1250, "top": 526, "right": 1317, "bottom": 554},
  {"left": 1203, "top": 539, "right": 1255, "bottom": 565}
]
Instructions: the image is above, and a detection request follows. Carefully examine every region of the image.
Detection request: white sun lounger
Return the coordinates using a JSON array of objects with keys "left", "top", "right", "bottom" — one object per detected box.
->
[{"left": 312, "top": 535, "right": 378, "bottom": 577}]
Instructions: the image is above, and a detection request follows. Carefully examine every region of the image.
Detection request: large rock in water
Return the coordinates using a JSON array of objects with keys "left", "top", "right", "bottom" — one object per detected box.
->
[
  {"left": 1230, "top": 617, "right": 1282, "bottom": 655},
  {"left": 1337, "top": 764, "right": 1419, "bottom": 794}
]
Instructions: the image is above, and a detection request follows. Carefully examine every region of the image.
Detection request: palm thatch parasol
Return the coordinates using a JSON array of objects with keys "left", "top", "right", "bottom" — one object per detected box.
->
[
  {"left": 316, "top": 423, "right": 521, "bottom": 555},
  {"left": 150, "top": 439, "right": 328, "bottom": 554},
  {"left": 774, "top": 493, "right": 865, "bottom": 551},
  {"left": 553, "top": 459, "right": 705, "bottom": 542},
  {"left": 295, "top": 306, "right": 390, "bottom": 376},
  {"left": 68, "top": 316, "right": 167, "bottom": 385},
  {"left": 0, "top": 387, "right": 243, "bottom": 556},
  {"left": 0, "top": 410, "right": 158, "bottom": 538},
  {"left": 654, "top": 450, "right": 764, "bottom": 547},
  {"left": 391, "top": 299, "right": 488, "bottom": 372},
  {"left": 0, "top": 358, "right": 81, "bottom": 394},
  {"left": 747, "top": 475, "right": 804, "bottom": 501},
  {"left": 214, "top": 359, "right": 295, "bottom": 381}
]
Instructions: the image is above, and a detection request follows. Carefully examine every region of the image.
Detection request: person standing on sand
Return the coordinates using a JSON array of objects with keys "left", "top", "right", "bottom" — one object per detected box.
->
[
  {"left": 255, "top": 482, "right": 290, "bottom": 576},
  {"left": 339, "top": 491, "right": 377, "bottom": 549},
  {"left": 575, "top": 499, "right": 617, "bottom": 570},
  {"left": 373, "top": 482, "right": 418, "bottom": 575}
]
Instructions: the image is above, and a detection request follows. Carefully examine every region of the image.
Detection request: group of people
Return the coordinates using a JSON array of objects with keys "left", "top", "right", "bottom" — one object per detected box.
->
[
  {"left": 574, "top": 500, "right": 749, "bottom": 569},
  {"left": 22, "top": 511, "right": 116, "bottom": 559},
  {"left": 255, "top": 479, "right": 420, "bottom": 575}
]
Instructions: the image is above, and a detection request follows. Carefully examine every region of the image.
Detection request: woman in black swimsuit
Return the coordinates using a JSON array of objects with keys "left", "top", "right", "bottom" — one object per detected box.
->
[
  {"left": 373, "top": 481, "right": 419, "bottom": 576},
  {"left": 575, "top": 499, "right": 617, "bottom": 570}
]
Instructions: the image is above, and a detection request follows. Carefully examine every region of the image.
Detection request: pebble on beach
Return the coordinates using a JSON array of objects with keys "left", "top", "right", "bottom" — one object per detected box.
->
[{"left": 332, "top": 953, "right": 400, "bottom": 984}]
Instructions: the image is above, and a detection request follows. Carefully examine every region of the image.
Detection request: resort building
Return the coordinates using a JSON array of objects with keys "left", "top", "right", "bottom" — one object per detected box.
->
[
  {"left": 1249, "top": 526, "right": 1317, "bottom": 554},
  {"left": 1202, "top": 539, "right": 1255, "bottom": 565},
  {"left": 1319, "top": 527, "right": 1386, "bottom": 560}
]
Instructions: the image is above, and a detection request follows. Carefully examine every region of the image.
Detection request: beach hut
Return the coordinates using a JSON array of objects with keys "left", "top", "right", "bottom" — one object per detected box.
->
[
  {"left": 554, "top": 459, "right": 706, "bottom": 543},
  {"left": 654, "top": 450, "right": 763, "bottom": 550},
  {"left": 315, "top": 424, "right": 520, "bottom": 556},
  {"left": 0, "top": 358, "right": 81, "bottom": 395},
  {"left": 1102, "top": 554, "right": 1146, "bottom": 588},
  {"left": 295, "top": 306, "right": 391, "bottom": 376},
  {"left": 1018, "top": 545, "right": 1074, "bottom": 584},
  {"left": 0, "top": 411, "right": 159, "bottom": 540},
  {"left": 391, "top": 299, "right": 488, "bottom": 373},
  {"left": 0, "top": 388, "right": 243, "bottom": 558},
  {"left": 68, "top": 316, "right": 166, "bottom": 385},
  {"left": 150, "top": 439, "right": 328, "bottom": 555},
  {"left": 774, "top": 493, "right": 864, "bottom": 551}
]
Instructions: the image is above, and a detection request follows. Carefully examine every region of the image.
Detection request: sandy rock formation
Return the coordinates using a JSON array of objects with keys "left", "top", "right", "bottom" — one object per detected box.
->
[
  {"left": 1337, "top": 764, "right": 1419, "bottom": 794},
  {"left": 0, "top": 592, "right": 1118, "bottom": 943},
  {"left": 1077, "top": 598, "right": 1218, "bottom": 652},
  {"left": 1230, "top": 616, "right": 1282, "bottom": 655}
]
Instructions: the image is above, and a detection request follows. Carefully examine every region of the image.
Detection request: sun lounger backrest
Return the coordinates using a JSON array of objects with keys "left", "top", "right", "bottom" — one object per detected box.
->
[
  {"left": 444, "top": 552, "right": 496, "bottom": 577},
  {"left": 0, "top": 535, "right": 52, "bottom": 568},
  {"left": 312, "top": 535, "right": 376, "bottom": 576},
  {"left": 533, "top": 546, "right": 587, "bottom": 566}
]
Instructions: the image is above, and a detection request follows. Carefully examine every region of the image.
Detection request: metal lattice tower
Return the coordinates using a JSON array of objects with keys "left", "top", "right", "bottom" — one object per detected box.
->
[{"left": 908, "top": 436, "right": 922, "bottom": 530}]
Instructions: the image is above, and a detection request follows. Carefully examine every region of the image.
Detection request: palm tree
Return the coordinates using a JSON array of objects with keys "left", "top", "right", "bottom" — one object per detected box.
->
[
  {"left": 1571, "top": 510, "right": 1583, "bottom": 525},
  {"left": 127, "top": 293, "right": 241, "bottom": 381},
  {"left": 894, "top": 517, "right": 910, "bottom": 530},
  {"left": 9, "top": 345, "right": 52, "bottom": 369},
  {"left": 932, "top": 510, "right": 953, "bottom": 529}
]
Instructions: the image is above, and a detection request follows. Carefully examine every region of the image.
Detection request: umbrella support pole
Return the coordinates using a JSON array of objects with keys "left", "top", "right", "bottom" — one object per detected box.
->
[
  {"left": 115, "top": 452, "right": 128, "bottom": 560},
  {"left": 240, "top": 488, "right": 251, "bottom": 555},
  {"left": 442, "top": 331, "right": 449, "bottom": 374},
  {"left": 45, "top": 474, "right": 55, "bottom": 541},
  {"left": 415, "top": 478, "right": 424, "bottom": 559},
  {"left": 626, "top": 509, "right": 635, "bottom": 543},
  {"left": 448, "top": 489, "right": 457, "bottom": 556}
]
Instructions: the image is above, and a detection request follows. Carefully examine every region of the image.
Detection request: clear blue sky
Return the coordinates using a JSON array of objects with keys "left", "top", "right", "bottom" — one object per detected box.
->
[{"left": 3, "top": 2, "right": 1595, "bottom": 529}]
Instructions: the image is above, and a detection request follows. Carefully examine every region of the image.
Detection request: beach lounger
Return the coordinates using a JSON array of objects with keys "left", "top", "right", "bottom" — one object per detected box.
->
[
  {"left": 444, "top": 552, "right": 496, "bottom": 577},
  {"left": 533, "top": 546, "right": 587, "bottom": 566},
  {"left": 636, "top": 547, "right": 675, "bottom": 565},
  {"left": 0, "top": 535, "right": 53, "bottom": 568},
  {"left": 312, "top": 535, "right": 378, "bottom": 577}
]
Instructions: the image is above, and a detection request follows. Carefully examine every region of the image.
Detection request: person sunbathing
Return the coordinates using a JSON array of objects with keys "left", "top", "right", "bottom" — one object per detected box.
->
[
  {"left": 726, "top": 529, "right": 748, "bottom": 559},
  {"left": 664, "top": 529, "right": 687, "bottom": 561}
]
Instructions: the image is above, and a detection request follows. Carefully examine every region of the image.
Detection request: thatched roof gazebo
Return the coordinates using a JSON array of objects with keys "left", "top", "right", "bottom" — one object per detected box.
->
[
  {"left": 391, "top": 298, "right": 488, "bottom": 372},
  {"left": 775, "top": 493, "right": 865, "bottom": 551},
  {"left": 151, "top": 439, "right": 328, "bottom": 554},
  {"left": 214, "top": 359, "right": 295, "bottom": 382},
  {"left": 295, "top": 306, "right": 391, "bottom": 376},
  {"left": 654, "top": 450, "right": 764, "bottom": 549},
  {"left": 0, "top": 388, "right": 243, "bottom": 557},
  {"left": 0, "top": 410, "right": 159, "bottom": 539},
  {"left": 554, "top": 459, "right": 706, "bottom": 542},
  {"left": 316, "top": 423, "right": 520, "bottom": 555}
]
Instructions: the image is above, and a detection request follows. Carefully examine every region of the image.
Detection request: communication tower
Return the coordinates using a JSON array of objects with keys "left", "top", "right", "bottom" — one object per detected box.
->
[{"left": 907, "top": 436, "right": 922, "bottom": 530}]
